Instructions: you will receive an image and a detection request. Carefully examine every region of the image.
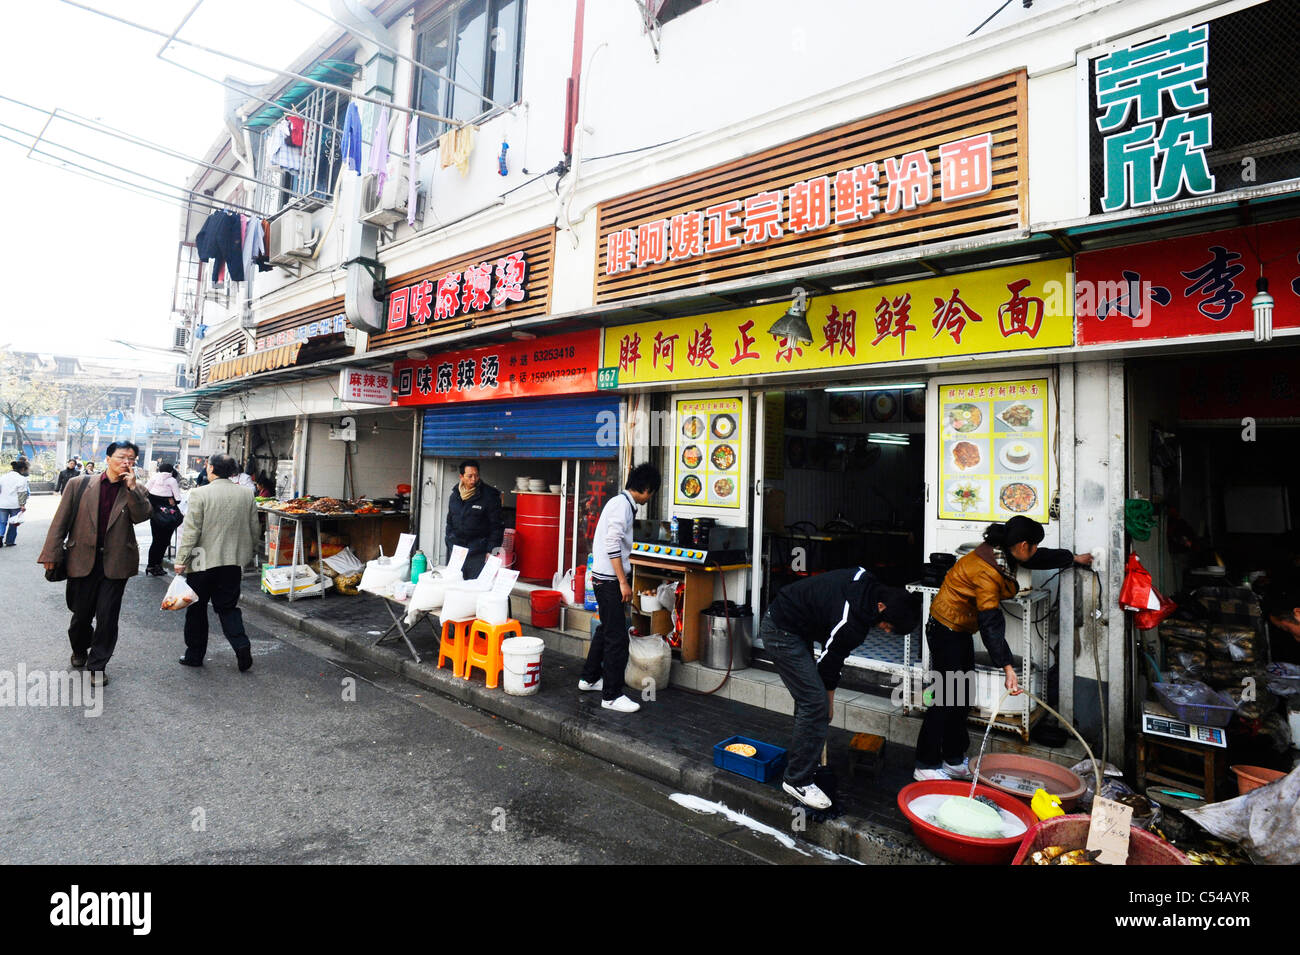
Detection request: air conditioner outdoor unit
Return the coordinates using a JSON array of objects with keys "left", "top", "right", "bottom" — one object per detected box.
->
[
  {"left": 175, "top": 364, "right": 192, "bottom": 389},
  {"left": 269, "top": 209, "right": 318, "bottom": 263},
  {"left": 172, "top": 326, "right": 191, "bottom": 351},
  {"left": 359, "top": 160, "right": 411, "bottom": 227}
]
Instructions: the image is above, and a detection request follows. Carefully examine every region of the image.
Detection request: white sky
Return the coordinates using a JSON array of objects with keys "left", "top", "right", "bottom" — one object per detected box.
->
[{"left": 0, "top": 0, "right": 340, "bottom": 369}]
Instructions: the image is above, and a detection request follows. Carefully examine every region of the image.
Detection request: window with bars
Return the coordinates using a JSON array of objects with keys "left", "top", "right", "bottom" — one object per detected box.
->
[
  {"left": 414, "top": 0, "right": 525, "bottom": 149},
  {"left": 253, "top": 86, "right": 348, "bottom": 216}
]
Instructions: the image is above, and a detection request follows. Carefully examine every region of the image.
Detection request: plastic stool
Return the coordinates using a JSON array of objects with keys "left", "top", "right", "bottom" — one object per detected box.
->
[
  {"left": 465, "top": 619, "right": 523, "bottom": 689},
  {"left": 438, "top": 618, "right": 474, "bottom": 678}
]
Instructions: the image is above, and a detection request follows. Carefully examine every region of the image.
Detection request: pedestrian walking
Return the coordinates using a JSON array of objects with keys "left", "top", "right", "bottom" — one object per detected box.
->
[
  {"left": 145, "top": 461, "right": 184, "bottom": 576},
  {"left": 578, "top": 462, "right": 660, "bottom": 714},
  {"left": 759, "top": 568, "right": 919, "bottom": 809},
  {"left": 37, "top": 442, "right": 151, "bottom": 686},
  {"left": 56, "top": 458, "right": 81, "bottom": 493},
  {"left": 83, "top": 462, "right": 96, "bottom": 476},
  {"left": 173, "top": 453, "right": 260, "bottom": 671},
  {"left": 0, "top": 457, "right": 32, "bottom": 547}
]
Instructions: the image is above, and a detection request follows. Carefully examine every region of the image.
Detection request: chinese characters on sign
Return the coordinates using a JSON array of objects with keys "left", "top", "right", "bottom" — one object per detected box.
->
[
  {"left": 604, "top": 133, "right": 995, "bottom": 275},
  {"left": 1093, "top": 25, "right": 1215, "bottom": 213},
  {"left": 674, "top": 397, "right": 744, "bottom": 510},
  {"left": 386, "top": 250, "right": 528, "bottom": 332},
  {"left": 338, "top": 366, "right": 394, "bottom": 405},
  {"left": 1075, "top": 219, "right": 1299, "bottom": 344},
  {"left": 393, "top": 330, "right": 600, "bottom": 406},
  {"left": 255, "top": 313, "right": 348, "bottom": 350},
  {"left": 938, "top": 379, "right": 1050, "bottom": 524},
  {"left": 601, "top": 260, "right": 1073, "bottom": 385}
]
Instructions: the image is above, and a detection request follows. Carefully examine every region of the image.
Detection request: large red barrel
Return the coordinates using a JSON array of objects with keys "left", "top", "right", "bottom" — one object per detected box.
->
[{"left": 514, "top": 492, "right": 561, "bottom": 581}]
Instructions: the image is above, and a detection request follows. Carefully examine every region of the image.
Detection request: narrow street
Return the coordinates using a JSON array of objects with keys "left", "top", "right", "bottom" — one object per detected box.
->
[{"left": 0, "top": 496, "right": 827, "bottom": 865}]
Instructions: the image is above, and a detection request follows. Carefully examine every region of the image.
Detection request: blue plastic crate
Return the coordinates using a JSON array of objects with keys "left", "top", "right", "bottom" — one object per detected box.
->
[{"left": 713, "top": 735, "right": 787, "bottom": 783}]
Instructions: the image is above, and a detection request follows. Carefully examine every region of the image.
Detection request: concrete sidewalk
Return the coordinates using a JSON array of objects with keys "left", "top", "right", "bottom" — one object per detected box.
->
[{"left": 244, "top": 588, "right": 941, "bottom": 864}]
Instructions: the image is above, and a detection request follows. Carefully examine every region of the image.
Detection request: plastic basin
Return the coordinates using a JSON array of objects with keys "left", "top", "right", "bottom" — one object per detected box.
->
[
  {"left": 1231, "top": 764, "right": 1286, "bottom": 795},
  {"left": 1012, "top": 815, "right": 1189, "bottom": 865},
  {"left": 897, "top": 780, "right": 1038, "bottom": 865},
  {"left": 970, "top": 754, "right": 1087, "bottom": 811}
]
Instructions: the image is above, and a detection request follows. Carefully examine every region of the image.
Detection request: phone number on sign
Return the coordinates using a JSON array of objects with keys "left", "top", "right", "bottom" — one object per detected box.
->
[
  {"left": 529, "top": 366, "right": 588, "bottom": 385},
  {"left": 534, "top": 346, "right": 577, "bottom": 363}
]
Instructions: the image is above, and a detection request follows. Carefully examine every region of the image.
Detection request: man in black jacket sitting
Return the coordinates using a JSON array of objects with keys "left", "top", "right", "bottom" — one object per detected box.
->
[
  {"left": 761, "top": 568, "right": 919, "bottom": 809},
  {"left": 445, "top": 459, "right": 503, "bottom": 580}
]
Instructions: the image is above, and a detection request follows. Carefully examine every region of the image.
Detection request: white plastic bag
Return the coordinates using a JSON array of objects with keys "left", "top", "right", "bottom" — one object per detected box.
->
[
  {"left": 322, "top": 546, "right": 364, "bottom": 576},
  {"left": 8, "top": 510, "right": 25, "bottom": 525},
  {"left": 441, "top": 587, "right": 480, "bottom": 621},
  {"left": 625, "top": 632, "right": 671, "bottom": 694},
  {"left": 476, "top": 593, "right": 510, "bottom": 625},
  {"left": 161, "top": 574, "right": 199, "bottom": 611},
  {"left": 360, "top": 558, "right": 408, "bottom": 596}
]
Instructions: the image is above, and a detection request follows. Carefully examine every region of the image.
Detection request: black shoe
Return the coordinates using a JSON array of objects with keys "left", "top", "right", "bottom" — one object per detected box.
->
[
  {"left": 70, "top": 652, "right": 88, "bottom": 669},
  {"left": 179, "top": 657, "right": 203, "bottom": 667},
  {"left": 146, "top": 565, "right": 167, "bottom": 577},
  {"left": 236, "top": 648, "right": 253, "bottom": 672},
  {"left": 89, "top": 671, "right": 109, "bottom": 687}
]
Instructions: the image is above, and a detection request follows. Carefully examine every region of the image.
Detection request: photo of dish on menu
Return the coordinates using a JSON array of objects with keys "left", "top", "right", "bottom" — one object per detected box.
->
[
  {"left": 938, "top": 378, "right": 1049, "bottom": 522},
  {"left": 675, "top": 396, "right": 743, "bottom": 508}
]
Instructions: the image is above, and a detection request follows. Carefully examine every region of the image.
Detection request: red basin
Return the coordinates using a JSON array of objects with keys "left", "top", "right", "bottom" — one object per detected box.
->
[{"left": 898, "top": 780, "right": 1040, "bottom": 865}]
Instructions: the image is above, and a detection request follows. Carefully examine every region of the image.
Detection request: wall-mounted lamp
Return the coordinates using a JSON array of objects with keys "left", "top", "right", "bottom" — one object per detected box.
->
[
  {"left": 1252, "top": 277, "right": 1274, "bottom": 343},
  {"left": 406, "top": 349, "right": 428, "bottom": 360},
  {"left": 766, "top": 286, "right": 813, "bottom": 346}
]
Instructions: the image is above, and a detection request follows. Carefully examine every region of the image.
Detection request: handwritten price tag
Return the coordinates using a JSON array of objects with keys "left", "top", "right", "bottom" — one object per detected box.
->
[{"left": 1086, "top": 796, "right": 1133, "bottom": 866}]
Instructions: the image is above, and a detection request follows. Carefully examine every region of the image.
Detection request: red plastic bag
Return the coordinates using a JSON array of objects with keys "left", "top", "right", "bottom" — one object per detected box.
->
[
  {"left": 1119, "top": 553, "right": 1154, "bottom": 611},
  {"left": 1135, "top": 589, "right": 1177, "bottom": 630}
]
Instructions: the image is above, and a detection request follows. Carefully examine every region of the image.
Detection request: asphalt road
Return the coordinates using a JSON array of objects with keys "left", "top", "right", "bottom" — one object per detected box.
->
[{"left": 0, "top": 494, "right": 826, "bottom": 865}]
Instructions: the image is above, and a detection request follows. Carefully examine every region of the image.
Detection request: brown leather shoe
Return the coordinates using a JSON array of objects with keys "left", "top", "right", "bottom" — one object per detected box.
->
[
  {"left": 89, "top": 671, "right": 109, "bottom": 687},
  {"left": 71, "top": 652, "right": 88, "bottom": 669}
]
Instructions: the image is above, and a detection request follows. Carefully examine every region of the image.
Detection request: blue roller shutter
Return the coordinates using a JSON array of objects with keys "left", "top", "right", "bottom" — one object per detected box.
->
[{"left": 421, "top": 395, "right": 620, "bottom": 459}]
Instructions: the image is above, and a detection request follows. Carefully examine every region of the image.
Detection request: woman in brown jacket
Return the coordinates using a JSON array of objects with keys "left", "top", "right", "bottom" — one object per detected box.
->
[
  {"left": 38, "top": 441, "right": 152, "bottom": 686},
  {"left": 914, "top": 516, "right": 1092, "bottom": 781}
]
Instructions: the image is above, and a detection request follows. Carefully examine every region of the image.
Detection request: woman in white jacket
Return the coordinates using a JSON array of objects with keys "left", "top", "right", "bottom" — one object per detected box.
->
[{"left": 0, "top": 457, "right": 31, "bottom": 547}]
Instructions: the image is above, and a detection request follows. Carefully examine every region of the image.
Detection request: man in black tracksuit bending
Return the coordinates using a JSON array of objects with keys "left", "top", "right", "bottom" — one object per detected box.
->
[{"left": 760, "top": 568, "right": 920, "bottom": 809}]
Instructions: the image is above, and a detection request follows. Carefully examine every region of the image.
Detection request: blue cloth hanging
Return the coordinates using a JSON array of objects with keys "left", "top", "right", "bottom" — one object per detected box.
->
[{"left": 341, "top": 102, "right": 363, "bottom": 174}]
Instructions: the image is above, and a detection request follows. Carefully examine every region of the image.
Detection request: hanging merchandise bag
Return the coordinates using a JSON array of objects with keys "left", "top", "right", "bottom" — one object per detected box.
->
[
  {"left": 161, "top": 575, "right": 199, "bottom": 611},
  {"left": 1119, "top": 553, "right": 1157, "bottom": 612},
  {"left": 1135, "top": 588, "right": 1178, "bottom": 631}
]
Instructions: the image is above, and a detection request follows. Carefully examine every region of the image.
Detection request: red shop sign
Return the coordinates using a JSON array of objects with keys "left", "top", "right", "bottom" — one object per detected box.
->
[
  {"left": 392, "top": 329, "right": 600, "bottom": 406},
  {"left": 1075, "top": 219, "right": 1300, "bottom": 344}
]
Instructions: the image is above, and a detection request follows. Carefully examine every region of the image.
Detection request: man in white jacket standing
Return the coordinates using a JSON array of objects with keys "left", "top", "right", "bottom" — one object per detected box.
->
[
  {"left": 0, "top": 457, "right": 31, "bottom": 547},
  {"left": 578, "top": 463, "right": 660, "bottom": 713}
]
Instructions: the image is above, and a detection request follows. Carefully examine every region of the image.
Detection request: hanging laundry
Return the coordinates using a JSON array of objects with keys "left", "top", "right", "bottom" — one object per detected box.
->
[
  {"left": 241, "top": 213, "right": 265, "bottom": 280},
  {"left": 257, "top": 219, "right": 273, "bottom": 272},
  {"left": 266, "top": 117, "right": 302, "bottom": 171},
  {"left": 368, "top": 106, "right": 391, "bottom": 195},
  {"left": 195, "top": 210, "right": 245, "bottom": 285},
  {"left": 407, "top": 115, "right": 419, "bottom": 228},
  {"left": 342, "top": 102, "right": 363, "bottom": 174},
  {"left": 437, "top": 125, "right": 475, "bottom": 176},
  {"left": 286, "top": 115, "right": 305, "bottom": 147}
]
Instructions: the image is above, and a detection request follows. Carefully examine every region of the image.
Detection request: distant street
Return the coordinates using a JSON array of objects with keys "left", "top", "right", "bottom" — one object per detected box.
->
[{"left": 0, "top": 494, "right": 817, "bottom": 865}]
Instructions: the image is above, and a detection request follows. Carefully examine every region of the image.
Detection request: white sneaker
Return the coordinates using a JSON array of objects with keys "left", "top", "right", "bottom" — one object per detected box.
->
[
  {"left": 913, "top": 767, "right": 949, "bottom": 782},
  {"left": 601, "top": 695, "right": 640, "bottom": 713},
  {"left": 943, "top": 759, "right": 974, "bottom": 781},
  {"left": 782, "top": 780, "right": 833, "bottom": 810},
  {"left": 578, "top": 677, "right": 603, "bottom": 692}
]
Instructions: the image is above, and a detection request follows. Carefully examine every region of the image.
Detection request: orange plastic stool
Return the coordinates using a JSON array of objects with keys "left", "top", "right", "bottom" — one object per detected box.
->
[
  {"left": 464, "top": 619, "right": 523, "bottom": 689},
  {"left": 438, "top": 618, "right": 474, "bottom": 678}
]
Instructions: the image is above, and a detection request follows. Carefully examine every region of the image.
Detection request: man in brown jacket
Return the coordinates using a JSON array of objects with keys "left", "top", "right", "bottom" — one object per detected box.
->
[{"left": 39, "top": 441, "right": 152, "bottom": 687}]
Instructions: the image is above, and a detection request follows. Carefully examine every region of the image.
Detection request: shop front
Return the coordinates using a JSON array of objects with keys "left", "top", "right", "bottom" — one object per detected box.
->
[{"left": 393, "top": 329, "right": 618, "bottom": 597}]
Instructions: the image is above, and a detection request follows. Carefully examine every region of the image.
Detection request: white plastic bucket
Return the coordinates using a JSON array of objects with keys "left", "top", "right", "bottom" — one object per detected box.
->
[{"left": 502, "top": 637, "right": 544, "bottom": 696}]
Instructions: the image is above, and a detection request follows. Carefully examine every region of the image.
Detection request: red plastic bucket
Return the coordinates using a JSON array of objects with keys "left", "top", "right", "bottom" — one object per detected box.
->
[
  {"left": 573, "top": 564, "right": 586, "bottom": 606},
  {"left": 530, "top": 590, "right": 564, "bottom": 629}
]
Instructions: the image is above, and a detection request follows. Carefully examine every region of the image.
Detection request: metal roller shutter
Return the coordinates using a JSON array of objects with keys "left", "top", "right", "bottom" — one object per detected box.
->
[{"left": 421, "top": 395, "right": 620, "bottom": 459}]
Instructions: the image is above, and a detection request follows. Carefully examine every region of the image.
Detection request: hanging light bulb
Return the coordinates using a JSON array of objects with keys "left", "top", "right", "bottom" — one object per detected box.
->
[{"left": 1252, "top": 276, "right": 1274, "bottom": 343}]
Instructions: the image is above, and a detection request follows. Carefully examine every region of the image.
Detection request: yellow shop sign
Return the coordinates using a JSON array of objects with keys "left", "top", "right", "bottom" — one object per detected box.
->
[{"left": 601, "top": 259, "right": 1073, "bottom": 385}]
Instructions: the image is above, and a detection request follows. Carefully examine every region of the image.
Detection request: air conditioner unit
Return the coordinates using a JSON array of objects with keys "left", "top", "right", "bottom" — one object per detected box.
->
[
  {"left": 359, "top": 159, "right": 411, "bottom": 227},
  {"left": 269, "top": 209, "right": 319, "bottom": 263},
  {"left": 175, "top": 364, "right": 192, "bottom": 389},
  {"left": 172, "top": 326, "right": 191, "bottom": 351}
]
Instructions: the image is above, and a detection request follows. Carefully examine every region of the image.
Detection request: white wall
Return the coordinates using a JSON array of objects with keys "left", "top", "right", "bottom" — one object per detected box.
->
[{"left": 304, "top": 411, "right": 416, "bottom": 499}]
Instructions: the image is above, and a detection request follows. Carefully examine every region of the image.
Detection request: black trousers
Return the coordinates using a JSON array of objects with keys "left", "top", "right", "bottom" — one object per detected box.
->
[
  {"left": 760, "top": 615, "right": 829, "bottom": 787},
  {"left": 147, "top": 494, "right": 176, "bottom": 568},
  {"left": 183, "top": 566, "right": 251, "bottom": 661},
  {"left": 66, "top": 557, "right": 129, "bottom": 671},
  {"left": 581, "top": 578, "right": 628, "bottom": 701},
  {"left": 915, "top": 618, "right": 976, "bottom": 768}
]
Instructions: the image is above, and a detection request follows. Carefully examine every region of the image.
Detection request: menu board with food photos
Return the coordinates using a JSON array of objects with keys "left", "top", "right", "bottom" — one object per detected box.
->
[
  {"left": 938, "top": 378, "right": 1049, "bottom": 523},
  {"left": 675, "top": 396, "right": 743, "bottom": 509}
]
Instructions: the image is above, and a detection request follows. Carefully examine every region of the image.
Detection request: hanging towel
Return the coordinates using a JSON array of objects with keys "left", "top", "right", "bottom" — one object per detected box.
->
[
  {"left": 438, "top": 125, "right": 475, "bottom": 176},
  {"left": 267, "top": 117, "right": 302, "bottom": 171},
  {"left": 368, "top": 106, "right": 391, "bottom": 195},
  {"left": 286, "top": 115, "right": 305, "bottom": 147},
  {"left": 242, "top": 213, "right": 265, "bottom": 279},
  {"left": 342, "top": 102, "right": 363, "bottom": 174},
  {"left": 407, "top": 115, "right": 420, "bottom": 227}
]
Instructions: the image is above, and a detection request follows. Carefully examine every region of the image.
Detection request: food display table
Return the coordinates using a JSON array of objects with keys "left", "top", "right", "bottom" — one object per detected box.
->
[
  {"left": 261, "top": 504, "right": 409, "bottom": 602},
  {"left": 629, "top": 556, "right": 750, "bottom": 663},
  {"left": 370, "top": 592, "right": 431, "bottom": 663}
]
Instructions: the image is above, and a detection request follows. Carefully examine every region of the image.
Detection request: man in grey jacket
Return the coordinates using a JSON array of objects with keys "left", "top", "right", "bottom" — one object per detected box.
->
[{"left": 174, "top": 453, "right": 260, "bottom": 671}]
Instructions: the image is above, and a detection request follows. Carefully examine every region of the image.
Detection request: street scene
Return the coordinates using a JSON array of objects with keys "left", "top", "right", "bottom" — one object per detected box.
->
[{"left": 1, "top": 0, "right": 1298, "bottom": 906}]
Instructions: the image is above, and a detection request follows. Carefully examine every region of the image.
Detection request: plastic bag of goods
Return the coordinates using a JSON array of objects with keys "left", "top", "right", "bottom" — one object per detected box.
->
[
  {"left": 584, "top": 554, "right": 597, "bottom": 610},
  {"left": 625, "top": 632, "right": 671, "bottom": 695},
  {"left": 441, "top": 587, "right": 481, "bottom": 621},
  {"left": 476, "top": 592, "right": 511, "bottom": 625},
  {"left": 359, "top": 558, "right": 408, "bottom": 596},
  {"left": 161, "top": 575, "right": 199, "bottom": 611},
  {"left": 334, "top": 572, "right": 363, "bottom": 595},
  {"left": 323, "top": 547, "right": 365, "bottom": 577},
  {"left": 409, "top": 570, "right": 461, "bottom": 612}
]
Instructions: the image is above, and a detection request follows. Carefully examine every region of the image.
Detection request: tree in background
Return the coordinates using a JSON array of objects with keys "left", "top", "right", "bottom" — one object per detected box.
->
[{"left": 0, "top": 347, "right": 60, "bottom": 459}]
